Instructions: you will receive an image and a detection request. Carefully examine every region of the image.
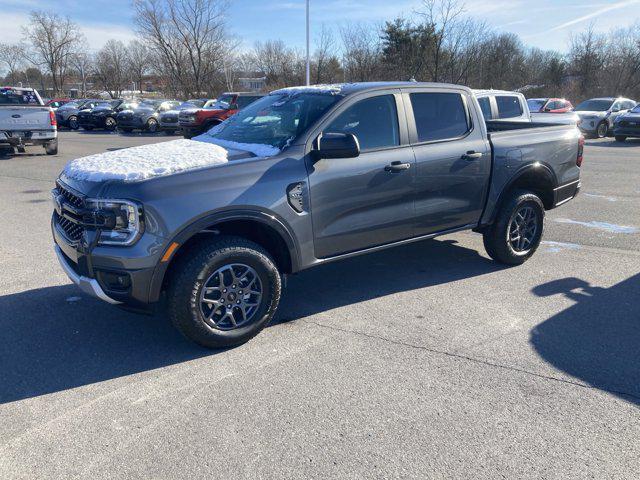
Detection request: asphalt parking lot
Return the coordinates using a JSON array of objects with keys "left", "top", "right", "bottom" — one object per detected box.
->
[{"left": 1, "top": 131, "right": 639, "bottom": 478}]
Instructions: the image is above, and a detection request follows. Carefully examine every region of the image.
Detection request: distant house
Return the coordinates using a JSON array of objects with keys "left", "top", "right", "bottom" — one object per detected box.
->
[{"left": 237, "top": 77, "right": 266, "bottom": 92}]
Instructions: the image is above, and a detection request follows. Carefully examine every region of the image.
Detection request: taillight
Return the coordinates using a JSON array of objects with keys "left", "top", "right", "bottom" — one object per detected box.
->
[
  {"left": 576, "top": 135, "right": 584, "bottom": 167},
  {"left": 49, "top": 110, "right": 57, "bottom": 127}
]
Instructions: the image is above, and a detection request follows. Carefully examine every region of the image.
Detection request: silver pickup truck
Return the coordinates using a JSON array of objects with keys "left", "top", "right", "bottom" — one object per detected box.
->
[
  {"left": 0, "top": 87, "right": 58, "bottom": 154},
  {"left": 52, "top": 82, "right": 583, "bottom": 348}
]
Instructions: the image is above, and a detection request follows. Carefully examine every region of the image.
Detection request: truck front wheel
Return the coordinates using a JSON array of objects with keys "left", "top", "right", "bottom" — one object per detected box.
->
[
  {"left": 167, "top": 236, "right": 282, "bottom": 349},
  {"left": 483, "top": 190, "right": 544, "bottom": 265}
]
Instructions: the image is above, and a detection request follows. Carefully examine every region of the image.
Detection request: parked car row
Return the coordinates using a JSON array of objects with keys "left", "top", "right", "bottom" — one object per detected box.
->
[
  {"left": 473, "top": 89, "right": 639, "bottom": 141},
  {"left": 52, "top": 93, "right": 265, "bottom": 137}
]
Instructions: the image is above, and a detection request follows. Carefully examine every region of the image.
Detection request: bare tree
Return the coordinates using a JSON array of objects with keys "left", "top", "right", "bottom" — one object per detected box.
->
[
  {"left": 0, "top": 44, "right": 27, "bottom": 85},
  {"left": 313, "top": 24, "right": 341, "bottom": 84},
  {"left": 94, "top": 40, "right": 130, "bottom": 98},
  {"left": 70, "top": 49, "right": 93, "bottom": 97},
  {"left": 417, "top": 0, "right": 466, "bottom": 82},
  {"left": 22, "top": 11, "right": 84, "bottom": 94},
  {"left": 252, "top": 40, "right": 304, "bottom": 88},
  {"left": 134, "top": 0, "right": 230, "bottom": 97},
  {"left": 127, "top": 40, "right": 152, "bottom": 94},
  {"left": 339, "top": 23, "right": 382, "bottom": 82}
]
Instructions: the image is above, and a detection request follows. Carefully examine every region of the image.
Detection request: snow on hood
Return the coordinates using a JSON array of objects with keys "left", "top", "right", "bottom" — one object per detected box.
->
[
  {"left": 63, "top": 139, "right": 229, "bottom": 182},
  {"left": 193, "top": 132, "right": 281, "bottom": 158},
  {"left": 271, "top": 84, "right": 345, "bottom": 96}
]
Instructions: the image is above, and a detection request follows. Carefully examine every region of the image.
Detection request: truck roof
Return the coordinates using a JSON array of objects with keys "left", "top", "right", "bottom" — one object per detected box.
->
[{"left": 270, "top": 82, "right": 472, "bottom": 97}]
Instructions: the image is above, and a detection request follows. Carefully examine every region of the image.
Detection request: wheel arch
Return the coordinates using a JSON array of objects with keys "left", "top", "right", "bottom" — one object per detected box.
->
[
  {"left": 148, "top": 209, "right": 300, "bottom": 303},
  {"left": 487, "top": 163, "right": 557, "bottom": 225}
]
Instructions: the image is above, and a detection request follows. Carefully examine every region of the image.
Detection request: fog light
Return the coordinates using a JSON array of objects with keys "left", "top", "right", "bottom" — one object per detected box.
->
[{"left": 97, "top": 270, "right": 131, "bottom": 291}]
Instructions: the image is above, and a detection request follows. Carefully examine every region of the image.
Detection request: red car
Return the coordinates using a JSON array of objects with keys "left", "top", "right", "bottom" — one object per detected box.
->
[
  {"left": 179, "top": 92, "right": 263, "bottom": 139},
  {"left": 45, "top": 98, "right": 72, "bottom": 110},
  {"left": 526, "top": 98, "right": 573, "bottom": 113}
]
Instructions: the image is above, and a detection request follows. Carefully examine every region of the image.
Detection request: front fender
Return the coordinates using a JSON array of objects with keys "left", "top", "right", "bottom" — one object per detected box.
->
[{"left": 147, "top": 208, "right": 300, "bottom": 303}]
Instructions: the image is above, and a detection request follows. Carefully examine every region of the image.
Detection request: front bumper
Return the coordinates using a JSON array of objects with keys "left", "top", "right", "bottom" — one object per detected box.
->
[
  {"left": 578, "top": 119, "right": 600, "bottom": 133},
  {"left": 55, "top": 245, "right": 121, "bottom": 304},
  {"left": 52, "top": 216, "right": 165, "bottom": 308}
]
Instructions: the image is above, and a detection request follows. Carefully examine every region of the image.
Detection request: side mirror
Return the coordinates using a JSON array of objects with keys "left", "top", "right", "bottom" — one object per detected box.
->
[
  {"left": 612, "top": 106, "right": 621, "bottom": 112},
  {"left": 543, "top": 107, "right": 551, "bottom": 112},
  {"left": 313, "top": 132, "right": 360, "bottom": 160},
  {"left": 229, "top": 103, "right": 239, "bottom": 110}
]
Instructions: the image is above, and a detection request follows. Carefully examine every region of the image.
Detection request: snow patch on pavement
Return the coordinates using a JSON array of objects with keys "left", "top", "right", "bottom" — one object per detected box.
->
[
  {"left": 555, "top": 218, "right": 638, "bottom": 234},
  {"left": 63, "top": 139, "right": 229, "bottom": 182},
  {"left": 541, "top": 241, "right": 582, "bottom": 253},
  {"left": 583, "top": 193, "right": 618, "bottom": 202}
]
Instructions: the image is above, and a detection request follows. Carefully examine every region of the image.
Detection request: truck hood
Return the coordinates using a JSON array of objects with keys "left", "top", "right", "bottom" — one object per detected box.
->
[{"left": 59, "top": 138, "right": 273, "bottom": 186}]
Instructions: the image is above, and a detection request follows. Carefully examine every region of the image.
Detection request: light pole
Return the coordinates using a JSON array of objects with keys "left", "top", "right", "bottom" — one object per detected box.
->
[{"left": 305, "top": 0, "right": 310, "bottom": 86}]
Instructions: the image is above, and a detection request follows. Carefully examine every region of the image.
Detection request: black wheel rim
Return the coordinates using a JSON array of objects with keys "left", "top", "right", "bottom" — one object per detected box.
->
[
  {"left": 508, "top": 206, "right": 538, "bottom": 253},
  {"left": 199, "top": 263, "right": 263, "bottom": 331},
  {"left": 69, "top": 117, "right": 78, "bottom": 129}
]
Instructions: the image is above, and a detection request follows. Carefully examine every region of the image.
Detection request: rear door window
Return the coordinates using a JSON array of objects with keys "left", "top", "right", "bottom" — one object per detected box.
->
[
  {"left": 409, "top": 92, "right": 470, "bottom": 142},
  {"left": 477, "top": 97, "right": 492, "bottom": 120},
  {"left": 326, "top": 95, "right": 399, "bottom": 151},
  {"left": 496, "top": 96, "right": 523, "bottom": 118}
]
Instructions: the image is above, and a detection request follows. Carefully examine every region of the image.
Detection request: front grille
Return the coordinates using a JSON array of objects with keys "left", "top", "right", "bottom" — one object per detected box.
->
[
  {"left": 55, "top": 213, "right": 84, "bottom": 242},
  {"left": 54, "top": 182, "right": 85, "bottom": 243},
  {"left": 57, "top": 182, "right": 84, "bottom": 208}
]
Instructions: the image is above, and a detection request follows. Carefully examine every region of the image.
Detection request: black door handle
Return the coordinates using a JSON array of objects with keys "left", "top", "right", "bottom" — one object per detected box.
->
[
  {"left": 461, "top": 151, "right": 483, "bottom": 161},
  {"left": 385, "top": 161, "right": 411, "bottom": 172}
]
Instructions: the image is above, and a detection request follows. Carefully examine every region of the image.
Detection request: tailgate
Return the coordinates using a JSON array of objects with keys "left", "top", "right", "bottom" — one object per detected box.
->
[{"left": 0, "top": 106, "right": 52, "bottom": 131}]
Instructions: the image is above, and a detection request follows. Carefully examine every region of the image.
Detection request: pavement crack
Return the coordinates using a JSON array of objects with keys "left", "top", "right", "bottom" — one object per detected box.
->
[{"left": 301, "top": 320, "right": 640, "bottom": 403}]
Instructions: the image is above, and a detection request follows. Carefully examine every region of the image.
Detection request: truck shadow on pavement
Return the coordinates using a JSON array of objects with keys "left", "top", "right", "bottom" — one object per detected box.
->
[
  {"left": 0, "top": 237, "right": 502, "bottom": 404},
  {"left": 530, "top": 274, "right": 640, "bottom": 406}
]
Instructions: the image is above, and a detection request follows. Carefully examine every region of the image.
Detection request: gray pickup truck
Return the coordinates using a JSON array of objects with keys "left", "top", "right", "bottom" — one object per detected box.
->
[{"left": 52, "top": 82, "right": 583, "bottom": 348}]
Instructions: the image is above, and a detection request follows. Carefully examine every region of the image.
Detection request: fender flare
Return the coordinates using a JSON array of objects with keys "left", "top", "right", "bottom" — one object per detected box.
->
[
  {"left": 147, "top": 209, "right": 300, "bottom": 303},
  {"left": 484, "top": 162, "right": 558, "bottom": 225}
]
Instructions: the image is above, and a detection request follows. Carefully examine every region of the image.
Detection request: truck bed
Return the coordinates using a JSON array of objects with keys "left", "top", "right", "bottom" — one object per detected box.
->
[{"left": 485, "top": 120, "right": 566, "bottom": 132}]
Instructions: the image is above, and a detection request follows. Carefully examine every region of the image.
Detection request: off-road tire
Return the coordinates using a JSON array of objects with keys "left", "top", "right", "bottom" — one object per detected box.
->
[
  {"left": 483, "top": 190, "right": 545, "bottom": 265},
  {"left": 167, "top": 236, "right": 282, "bottom": 349}
]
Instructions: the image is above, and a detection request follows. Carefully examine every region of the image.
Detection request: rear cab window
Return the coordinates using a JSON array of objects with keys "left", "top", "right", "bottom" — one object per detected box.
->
[
  {"left": 326, "top": 95, "right": 399, "bottom": 151},
  {"left": 409, "top": 92, "right": 470, "bottom": 142},
  {"left": 477, "top": 97, "right": 493, "bottom": 120},
  {"left": 495, "top": 96, "right": 523, "bottom": 119},
  {"left": 0, "top": 88, "right": 42, "bottom": 106}
]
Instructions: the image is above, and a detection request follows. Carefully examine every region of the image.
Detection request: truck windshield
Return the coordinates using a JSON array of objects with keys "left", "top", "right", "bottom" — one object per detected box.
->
[
  {"left": 206, "top": 94, "right": 235, "bottom": 110},
  {"left": 201, "top": 93, "right": 341, "bottom": 150},
  {"left": 526, "top": 99, "right": 546, "bottom": 111},
  {"left": 575, "top": 99, "right": 613, "bottom": 111},
  {"left": 0, "top": 88, "right": 41, "bottom": 105}
]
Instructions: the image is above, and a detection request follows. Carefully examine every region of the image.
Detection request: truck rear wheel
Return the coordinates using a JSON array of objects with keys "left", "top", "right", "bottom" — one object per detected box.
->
[
  {"left": 483, "top": 190, "right": 544, "bottom": 265},
  {"left": 45, "top": 139, "right": 58, "bottom": 155},
  {"left": 167, "top": 236, "right": 281, "bottom": 349}
]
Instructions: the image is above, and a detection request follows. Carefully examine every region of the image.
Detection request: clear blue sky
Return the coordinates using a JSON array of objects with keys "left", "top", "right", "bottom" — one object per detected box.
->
[{"left": 2, "top": 0, "right": 639, "bottom": 53}]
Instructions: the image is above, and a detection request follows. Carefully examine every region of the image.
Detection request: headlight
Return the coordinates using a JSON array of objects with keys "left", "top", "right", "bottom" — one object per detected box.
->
[{"left": 84, "top": 199, "right": 143, "bottom": 245}]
